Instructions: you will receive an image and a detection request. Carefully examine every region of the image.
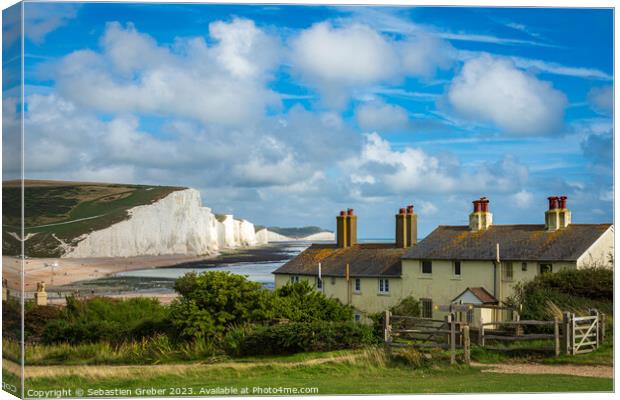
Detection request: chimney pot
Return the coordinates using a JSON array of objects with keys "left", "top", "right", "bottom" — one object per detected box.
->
[
  {"left": 407, "top": 205, "right": 414, "bottom": 214},
  {"left": 347, "top": 208, "right": 354, "bottom": 216},
  {"left": 399, "top": 207, "right": 406, "bottom": 214},
  {"left": 472, "top": 200, "right": 480, "bottom": 213},
  {"left": 340, "top": 210, "right": 346, "bottom": 216},
  {"left": 547, "top": 196, "right": 559, "bottom": 210},
  {"left": 559, "top": 196, "right": 567, "bottom": 209}
]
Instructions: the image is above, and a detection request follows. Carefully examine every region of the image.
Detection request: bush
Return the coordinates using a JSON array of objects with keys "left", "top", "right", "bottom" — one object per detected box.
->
[
  {"left": 507, "top": 267, "right": 613, "bottom": 322},
  {"left": 272, "top": 281, "right": 353, "bottom": 322},
  {"left": 170, "top": 271, "right": 272, "bottom": 340},
  {"left": 225, "top": 321, "right": 377, "bottom": 356},
  {"left": 42, "top": 296, "right": 169, "bottom": 345}
]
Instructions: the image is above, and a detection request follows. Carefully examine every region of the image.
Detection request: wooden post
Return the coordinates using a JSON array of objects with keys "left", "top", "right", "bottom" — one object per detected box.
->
[
  {"left": 463, "top": 325, "right": 470, "bottom": 365},
  {"left": 449, "top": 313, "right": 456, "bottom": 365},
  {"left": 479, "top": 324, "right": 485, "bottom": 347},
  {"left": 554, "top": 318, "right": 560, "bottom": 356},
  {"left": 384, "top": 310, "right": 392, "bottom": 355},
  {"left": 600, "top": 313, "right": 606, "bottom": 343},
  {"left": 590, "top": 309, "right": 599, "bottom": 349},
  {"left": 562, "top": 312, "right": 571, "bottom": 355}
]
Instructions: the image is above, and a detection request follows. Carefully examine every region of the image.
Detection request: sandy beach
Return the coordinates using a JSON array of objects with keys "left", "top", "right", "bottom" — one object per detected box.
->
[{"left": 2, "top": 253, "right": 218, "bottom": 292}]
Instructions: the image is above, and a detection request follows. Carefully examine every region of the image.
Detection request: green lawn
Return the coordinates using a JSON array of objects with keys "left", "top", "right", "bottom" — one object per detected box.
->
[{"left": 6, "top": 355, "right": 612, "bottom": 397}]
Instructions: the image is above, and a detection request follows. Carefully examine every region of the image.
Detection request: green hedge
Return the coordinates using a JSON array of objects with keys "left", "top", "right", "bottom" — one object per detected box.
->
[{"left": 224, "top": 321, "right": 377, "bottom": 357}]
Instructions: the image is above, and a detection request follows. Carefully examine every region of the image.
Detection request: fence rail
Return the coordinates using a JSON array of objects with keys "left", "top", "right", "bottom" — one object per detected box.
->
[{"left": 384, "top": 307, "right": 604, "bottom": 363}]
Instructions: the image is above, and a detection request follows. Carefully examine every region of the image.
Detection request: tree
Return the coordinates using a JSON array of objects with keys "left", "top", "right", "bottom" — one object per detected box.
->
[
  {"left": 170, "top": 271, "right": 272, "bottom": 340},
  {"left": 272, "top": 281, "right": 353, "bottom": 322}
]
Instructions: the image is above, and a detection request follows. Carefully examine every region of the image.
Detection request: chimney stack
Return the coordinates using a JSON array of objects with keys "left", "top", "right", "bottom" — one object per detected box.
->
[
  {"left": 406, "top": 205, "right": 417, "bottom": 247},
  {"left": 337, "top": 209, "right": 358, "bottom": 248},
  {"left": 395, "top": 205, "right": 417, "bottom": 248},
  {"left": 545, "top": 196, "right": 571, "bottom": 231},
  {"left": 469, "top": 197, "right": 493, "bottom": 231},
  {"left": 346, "top": 208, "right": 357, "bottom": 247}
]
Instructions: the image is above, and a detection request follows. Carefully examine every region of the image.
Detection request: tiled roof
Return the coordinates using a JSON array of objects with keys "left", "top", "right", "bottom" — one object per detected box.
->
[
  {"left": 453, "top": 287, "right": 498, "bottom": 304},
  {"left": 273, "top": 243, "right": 406, "bottom": 277},
  {"left": 403, "top": 224, "right": 611, "bottom": 262}
]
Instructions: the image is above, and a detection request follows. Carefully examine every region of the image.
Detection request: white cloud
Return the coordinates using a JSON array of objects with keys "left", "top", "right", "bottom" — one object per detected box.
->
[
  {"left": 355, "top": 101, "right": 409, "bottom": 131},
  {"left": 24, "top": 3, "right": 80, "bottom": 44},
  {"left": 290, "top": 22, "right": 454, "bottom": 107},
  {"left": 587, "top": 86, "right": 613, "bottom": 115},
  {"left": 512, "top": 190, "right": 534, "bottom": 208},
  {"left": 49, "top": 20, "right": 280, "bottom": 127},
  {"left": 447, "top": 54, "right": 567, "bottom": 135},
  {"left": 399, "top": 35, "right": 456, "bottom": 79},
  {"left": 344, "top": 133, "right": 528, "bottom": 197}
]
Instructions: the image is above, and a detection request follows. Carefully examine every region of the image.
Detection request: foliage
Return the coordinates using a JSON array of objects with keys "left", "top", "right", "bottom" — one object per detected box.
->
[
  {"left": 390, "top": 296, "right": 421, "bottom": 317},
  {"left": 42, "top": 296, "right": 170, "bottom": 345},
  {"left": 170, "top": 271, "right": 272, "bottom": 340},
  {"left": 506, "top": 267, "right": 612, "bottom": 321},
  {"left": 224, "top": 321, "right": 376, "bottom": 356},
  {"left": 272, "top": 281, "right": 353, "bottom": 322}
]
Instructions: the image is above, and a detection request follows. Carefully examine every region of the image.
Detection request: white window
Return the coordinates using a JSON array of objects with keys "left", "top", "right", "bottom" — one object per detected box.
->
[
  {"left": 453, "top": 261, "right": 461, "bottom": 277},
  {"left": 316, "top": 277, "right": 322, "bottom": 289},
  {"left": 421, "top": 260, "right": 432, "bottom": 275},
  {"left": 466, "top": 309, "right": 474, "bottom": 324},
  {"left": 379, "top": 278, "right": 390, "bottom": 294},
  {"left": 354, "top": 278, "right": 361, "bottom": 293},
  {"left": 503, "top": 262, "right": 513, "bottom": 281},
  {"left": 421, "top": 298, "right": 433, "bottom": 318},
  {"left": 290, "top": 275, "right": 299, "bottom": 283}
]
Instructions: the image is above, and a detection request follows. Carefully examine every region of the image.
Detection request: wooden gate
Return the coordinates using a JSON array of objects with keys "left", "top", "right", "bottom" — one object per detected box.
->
[{"left": 571, "top": 310, "right": 600, "bottom": 354}]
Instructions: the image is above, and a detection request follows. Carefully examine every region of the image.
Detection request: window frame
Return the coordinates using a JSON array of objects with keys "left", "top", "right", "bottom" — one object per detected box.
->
[
  {"left": 354, "top": 278, "right": 361, "bottom": 293},
  {"left": 503, "top": 261, "right": 514, "bottom": 281},
  {"left": 521, "top": 262, "right": 528, "bottom": 272},
  {"left": 378, "top": 278, "right": 390, "bottom": 294},
  {"left": 290, "top": 275, "right": 299, "bottom": 284},
  {"left": 453, "top": 260, "right": 462, "bottom": 277},
  {"left": 421, "top": 298, "right": 433, "bottom": 319},
  {"left": 539, "top": 263, "right": 553, "bottom": 274},
  {"left": 421, "top": 260, "right": 433, "bottom": 275},
  {"left": 316, "top": 277, "right": 323, "bottom": 289}
]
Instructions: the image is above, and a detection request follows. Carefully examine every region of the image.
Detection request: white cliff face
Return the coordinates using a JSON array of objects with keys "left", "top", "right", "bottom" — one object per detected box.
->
[
  {"left": 63, "top": 189, "right": 267, "bottom": 258},
  {"left": 266, "top": 230, "right": 335, "bottom": 242}
]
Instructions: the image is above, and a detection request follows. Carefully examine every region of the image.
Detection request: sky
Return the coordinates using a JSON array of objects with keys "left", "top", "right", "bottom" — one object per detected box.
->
[{"left": 2, "top": 3, "right": 614, "bottom": 238}]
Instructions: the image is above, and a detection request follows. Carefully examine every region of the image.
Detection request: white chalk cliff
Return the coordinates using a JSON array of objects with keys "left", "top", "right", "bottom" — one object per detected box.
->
[{"left": 63, "top": 189, "right": 267, "bottom": 258}]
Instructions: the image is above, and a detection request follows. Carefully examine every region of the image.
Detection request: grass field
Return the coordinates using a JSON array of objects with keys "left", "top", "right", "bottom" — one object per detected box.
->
[
  {"left": 2, "top": 348, "right": 613, "bottom": 397},
  {"left": 2, "top": 180, "right": 184, "bottom": 257}
]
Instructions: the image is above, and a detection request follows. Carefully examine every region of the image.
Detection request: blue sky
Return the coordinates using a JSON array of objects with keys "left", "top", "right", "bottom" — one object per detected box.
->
[{"left": 3, "top": 3, "right": 614, "bottom": 238}]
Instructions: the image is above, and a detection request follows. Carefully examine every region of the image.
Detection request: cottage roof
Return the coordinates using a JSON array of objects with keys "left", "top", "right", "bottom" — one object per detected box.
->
[
  {"left": 403, "top": 224, "right": 611, "bottom": 262},
  {"left": 452, "top": 287, "right": 498, "bottom": 304},
  {"left": 273, "top": 243, "right": 406, "bottom": 277}
]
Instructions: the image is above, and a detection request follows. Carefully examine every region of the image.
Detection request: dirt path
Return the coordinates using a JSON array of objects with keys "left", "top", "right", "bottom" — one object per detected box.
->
[
  {"left": 3, "top": 353, "right": 364, "bottom": 380},
  {"left": 472, "top": 362, "right": 613, "bottom": 379}
]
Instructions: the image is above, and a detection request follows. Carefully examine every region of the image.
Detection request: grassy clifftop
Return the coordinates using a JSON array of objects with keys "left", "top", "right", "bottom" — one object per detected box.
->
[{"left": 2, "top": 180, "right": 185, "bottom": 257}]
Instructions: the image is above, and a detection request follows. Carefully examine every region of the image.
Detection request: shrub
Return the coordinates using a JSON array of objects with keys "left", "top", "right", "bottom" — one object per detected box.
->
[
  {"left": 42, "top": 296, "right": 169, "bottom": 345},
  {"left": 272, "top": 281, "right": 353, "bottom": 322},
  {"left": 170, "top": 271, "right": 272, "bottom": 340},
  {"left": 226, "top": 321, "right": 377, "bottom": 356},
  {"left": 506, "top": 267, "right": 613, "bottom": 322}
]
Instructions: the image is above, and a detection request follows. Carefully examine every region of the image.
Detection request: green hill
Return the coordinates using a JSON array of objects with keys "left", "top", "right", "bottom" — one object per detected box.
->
[
  {"left": 2, "top": 180, "right": 185, "bottom": 257},
  {"left": 267, "top": 226, "right": 332, "bottom": 238}
]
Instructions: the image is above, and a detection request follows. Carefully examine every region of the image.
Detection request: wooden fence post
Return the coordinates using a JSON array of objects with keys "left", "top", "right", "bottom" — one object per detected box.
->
[
  {"left": 554, "top": 318, "right": 560, "bottom": 356},
  {"left": 383, "top": 310, "right": 392, "bottom": 354},
  {"left": 479, "top": 324, "right": 485, "bottom": 347},
  {"left": 590, "top": 309, "right": 599, "bottom": 349},
  {"left": 463, "top": 325, "right": 470, "bottom": 365},
  {"left": 448, "top": 313, "right": 456, "bottom": 365},
  {"left": 562, "top": 312, "right": 571, "bottom": 355}
]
